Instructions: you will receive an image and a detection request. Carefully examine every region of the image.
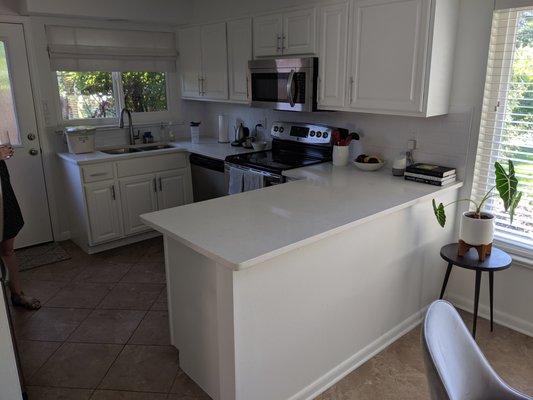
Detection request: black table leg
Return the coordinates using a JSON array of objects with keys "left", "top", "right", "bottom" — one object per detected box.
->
[
  {"left": 489, "top": 270, "right": 494, "bottom": 332},
  {"left": 439, "top": 262, "right": 453, "bottom": 299},
  {"left": 472, "top": 270, "right": 482, "bottom": 339}
]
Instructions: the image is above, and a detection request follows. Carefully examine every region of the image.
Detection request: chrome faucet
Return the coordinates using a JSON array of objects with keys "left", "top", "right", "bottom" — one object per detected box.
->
[{"left": 119, "top": 108, "right": 139, "bottom": 145}]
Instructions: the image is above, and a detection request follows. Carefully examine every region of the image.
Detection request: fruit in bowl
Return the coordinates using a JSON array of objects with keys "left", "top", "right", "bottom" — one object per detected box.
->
[{"left": 353, "top": 154, "right": 385, "bottom": 171}]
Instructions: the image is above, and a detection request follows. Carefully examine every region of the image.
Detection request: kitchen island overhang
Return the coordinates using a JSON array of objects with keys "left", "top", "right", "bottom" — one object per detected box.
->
[{"left": 141, "top": 168, "right": 462, "bottom": 400}]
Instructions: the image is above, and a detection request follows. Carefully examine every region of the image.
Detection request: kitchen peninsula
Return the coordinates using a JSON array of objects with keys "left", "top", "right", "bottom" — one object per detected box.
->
[{"left": 141, "top": 166, "right": 462, "bottom": 400}]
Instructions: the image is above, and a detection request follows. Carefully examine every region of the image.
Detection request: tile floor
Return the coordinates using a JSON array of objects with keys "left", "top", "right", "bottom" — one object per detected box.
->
[{"left": 9, "top": 238, "right": 533, "bottom": 400}]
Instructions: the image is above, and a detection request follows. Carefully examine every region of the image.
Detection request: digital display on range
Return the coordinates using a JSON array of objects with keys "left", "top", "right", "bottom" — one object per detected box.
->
[{"left": 290, "top": 126, "right": 309, "bottom": 138}]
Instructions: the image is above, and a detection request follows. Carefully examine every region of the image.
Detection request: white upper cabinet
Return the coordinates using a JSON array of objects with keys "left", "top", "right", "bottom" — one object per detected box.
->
[
  {"left": 227, "top": 18, "right": 252, "bottom": 102},
  {"left": 179, "top": 26, "right": 202, "bottom": 98},
  {"left": 253, "top": 14, "right": 283, "bottom": 57},
  {"left": 345, "top": 0, "right": 458, "bottom": 116},
  {"left": 178, "top": 22, "right": 228, "bottom": 100},
  {"left": 253, "top": 7, "right": 316, "bottom": 57},
  {"left": 317, "top": 2, "right": 349, "bottom": 108},
  {"left": 283, "top": 8, "right": 317, "bottom": 55}
]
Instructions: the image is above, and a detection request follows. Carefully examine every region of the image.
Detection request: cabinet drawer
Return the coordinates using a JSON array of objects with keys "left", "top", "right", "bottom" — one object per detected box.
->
[
  {"left": 116, "top": 153, "right": 188, "bottom": 178},
  {"left": 82, "top": 163, "right": 114, "bottom": 183}
]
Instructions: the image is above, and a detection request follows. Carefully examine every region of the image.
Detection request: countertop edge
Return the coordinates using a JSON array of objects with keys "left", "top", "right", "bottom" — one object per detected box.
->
[{"left": 57, "top": 147, "right": 188, "bottom": 165}]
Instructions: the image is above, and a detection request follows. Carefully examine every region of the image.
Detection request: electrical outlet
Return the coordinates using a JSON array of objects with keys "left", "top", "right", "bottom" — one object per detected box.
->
[{"left": 407, "top": 139, "right": 417, "bottom": 150}]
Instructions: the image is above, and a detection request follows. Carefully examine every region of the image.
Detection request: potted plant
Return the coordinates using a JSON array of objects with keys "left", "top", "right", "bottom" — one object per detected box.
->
[
  {"left": 331, "top": 130, "right": 359, "bottom": 166},
  {"left": 432, "top": 160, "right": 522, "bottom": 259}
]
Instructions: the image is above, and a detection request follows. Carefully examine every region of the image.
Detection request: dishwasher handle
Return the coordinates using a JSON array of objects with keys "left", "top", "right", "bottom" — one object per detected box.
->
[{"left": 189, "top": 154, "right": 225, "bottom": 173}]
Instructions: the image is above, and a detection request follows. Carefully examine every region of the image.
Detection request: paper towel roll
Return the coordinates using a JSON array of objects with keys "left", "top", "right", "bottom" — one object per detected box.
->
[{"left": 218, "top": 115, "right": 229, "bottom": 143}]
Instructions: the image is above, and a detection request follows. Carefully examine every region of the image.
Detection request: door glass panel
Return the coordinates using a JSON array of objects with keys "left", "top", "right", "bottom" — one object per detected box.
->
[{"left": 0, "top": 41, "right": 21, "bottom": 145}]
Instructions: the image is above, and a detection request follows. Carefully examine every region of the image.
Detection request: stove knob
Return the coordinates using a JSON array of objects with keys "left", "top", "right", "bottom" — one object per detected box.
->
[
  {"left": 322, "top": 132, "right": 329, "bottom": 139},
  {"left": 316, "top": 131, "right": 322, "bottom": 138},
  {"left": 279, "top": 127, "right": 284, "bottom": 133},
  {"left": 310, "top": 131, "right": 315, "bottom": 137},
  {"left": 273, "top": 126, "right": 279, "bottom": 132}
]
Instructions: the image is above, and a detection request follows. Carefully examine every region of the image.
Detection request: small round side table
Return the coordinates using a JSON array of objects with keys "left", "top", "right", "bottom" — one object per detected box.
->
[{"left": 439, "top": 243, "right": 512, "bottom": 339}]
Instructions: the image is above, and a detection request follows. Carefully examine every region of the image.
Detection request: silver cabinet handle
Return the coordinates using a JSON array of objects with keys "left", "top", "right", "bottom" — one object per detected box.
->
[
  {"left": 111, "top": 185, "right": 116, "bottom": 200},
  {"left": 153, "top": 178, "right": 157, "bottom": 193},
  {"left": 282, "top": 34, "right": 286, "bottom": 50},
  {"left": 287, "top": 69, "right": 295, "bottom": 107},
  {"left": 349, "top": 76, "right": 354, "bottom": 104},
  {"left": 276, "top": 35, "right": 282, "bottom": 53},
  {"left": 198, "top": 76, "right": 202, "bottom": 96},
  {"left": 246, "top": 76, "right": 249, "bottom": 99},
  {"left": 90, "top": 172, "right": 108, "bottom": 177},
  {"left": 158, "top": 177, "right": 162, "bottom": 191}
]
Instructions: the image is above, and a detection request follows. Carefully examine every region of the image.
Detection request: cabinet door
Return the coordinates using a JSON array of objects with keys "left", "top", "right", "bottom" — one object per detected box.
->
[
  {"left": 120, "top": 174, "right": 158, "bottom": 236},
  {"left": 179, "top": 26, "right": 202, "bottom": 98},
  {"left": 318, "top": 2, "right": 349, "bottom": 108},
  {"left": 156, "top": 169, "right": 193, "bottom": 211},
  {"left": 201, "top": 22, "right": 228, "bottom": 100},
  {"left": 347, "top": 0, "right": 429, "bottom": 112},
  {"left": 227, "top": 18, "right": 252, "bottom": 102},
  {"left": 85, "top": 180, "right": 122, "bottom": 244},
  {"left": 282, "top": 8, "right": 317, "bottom": 55},
  {"left": 253, "top": 13, "right": 283, "bottom": 57}
]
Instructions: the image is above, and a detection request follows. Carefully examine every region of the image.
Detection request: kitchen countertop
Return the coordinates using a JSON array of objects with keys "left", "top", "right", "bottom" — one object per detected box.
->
[
  {"left": 57, "top": 137, "right": 259, "bottom": 165},
  {"left": 141, "top": 163, "right": 463, "bottom": 271}
]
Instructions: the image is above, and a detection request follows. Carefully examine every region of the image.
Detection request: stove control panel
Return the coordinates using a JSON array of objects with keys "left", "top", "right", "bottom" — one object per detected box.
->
[{"left": 271, "top": 122, "right": 334, "bottom": 145}]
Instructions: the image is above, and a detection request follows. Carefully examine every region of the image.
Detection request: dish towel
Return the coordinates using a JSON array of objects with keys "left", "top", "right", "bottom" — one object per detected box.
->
[
  {"left": 243, "top": 170, "right": 265, "bottom": 192},
  {"left": 228, "top": 167, "right": 244, "bottom": 194}
]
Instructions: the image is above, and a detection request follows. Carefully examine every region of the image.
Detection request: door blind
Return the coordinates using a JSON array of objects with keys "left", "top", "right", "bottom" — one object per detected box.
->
[{"left": 472, "top": 7, "right": 533, "bottom": 251}]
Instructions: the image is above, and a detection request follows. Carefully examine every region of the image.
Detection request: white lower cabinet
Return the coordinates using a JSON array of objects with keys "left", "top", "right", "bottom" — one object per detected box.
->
[
  {"left": 85, "top": 180, "right": 123, "bottom": 244},
  {"left": 157, "top": 169, "right": 192, "bottom": 210},
  {"left": 120, "top": 174, "right": 159, "bottom": 236}
]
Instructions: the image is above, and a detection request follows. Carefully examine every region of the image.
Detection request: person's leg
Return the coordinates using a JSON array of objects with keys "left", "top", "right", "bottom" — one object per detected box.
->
[{"left": 1, "top": 238, "right": 22, "bottom": 294}]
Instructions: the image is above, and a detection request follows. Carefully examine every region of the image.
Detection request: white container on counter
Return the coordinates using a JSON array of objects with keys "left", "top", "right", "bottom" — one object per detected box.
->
[
  {"left": 218, "top": 115, "right": 229, "bottom": 143},
  {"left": 333, "top": 145, "right": 350, "bottom": 166},
  {"left": 190, "top": 122, "right": 201, "bottom": 144},
  {"left": 65, "top": 126, "right": 96, "bottom": 154}
]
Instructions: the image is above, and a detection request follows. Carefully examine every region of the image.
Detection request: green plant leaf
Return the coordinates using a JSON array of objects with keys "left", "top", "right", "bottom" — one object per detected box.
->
[
  {"left": 432, "top": 199, "right": 446, "bottom": 228},
  {"left": 494, "top": 160, "right": 518, "bottom": 212},
  {"left": 508, "top": 191, "right": 523, "bottom": 225}
]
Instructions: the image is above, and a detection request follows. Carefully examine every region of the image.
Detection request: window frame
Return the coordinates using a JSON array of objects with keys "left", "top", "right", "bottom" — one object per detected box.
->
[{"left": 52, "top": 69, "right": 177, "bottom": 127}]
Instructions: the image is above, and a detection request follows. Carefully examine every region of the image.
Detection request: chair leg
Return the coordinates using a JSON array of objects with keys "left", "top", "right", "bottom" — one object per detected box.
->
[
  {"left": 489, "top": 270, "right": 494, "bottom": 332},
  {"left": 473, "top": 271, "right": 482, "bottom": 339},
  {"left": 439, "top": 262, "right": 453, "bottom": 299}
]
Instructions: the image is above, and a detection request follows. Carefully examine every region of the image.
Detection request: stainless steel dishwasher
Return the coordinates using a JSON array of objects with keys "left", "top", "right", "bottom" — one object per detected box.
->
[{"left": 189, "top": 154, "right": 228, "bottom": 202}]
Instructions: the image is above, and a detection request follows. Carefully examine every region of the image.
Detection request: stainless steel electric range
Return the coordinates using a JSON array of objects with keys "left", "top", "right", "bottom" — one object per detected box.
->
[{"left": 224, "top": 121, "right": 334, "bottom": 188}]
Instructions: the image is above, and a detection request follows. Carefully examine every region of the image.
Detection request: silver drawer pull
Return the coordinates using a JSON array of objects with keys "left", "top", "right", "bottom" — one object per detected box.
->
[{"left": 90, "top": 172, "right": 108, "bottom": 177}]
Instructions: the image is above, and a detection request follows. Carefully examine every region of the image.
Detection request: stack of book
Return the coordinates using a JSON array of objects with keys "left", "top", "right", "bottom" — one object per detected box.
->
[{"left": 404, "top": 163, "right": 456, "bottom": 186}]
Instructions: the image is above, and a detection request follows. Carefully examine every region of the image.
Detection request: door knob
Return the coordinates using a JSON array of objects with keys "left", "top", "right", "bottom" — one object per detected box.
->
[
  {"left": 29, "top": 148, "right": 39, "bottom": 156},
  {"left": 27, "top": 133, "right": 36, "bottom": 140}
]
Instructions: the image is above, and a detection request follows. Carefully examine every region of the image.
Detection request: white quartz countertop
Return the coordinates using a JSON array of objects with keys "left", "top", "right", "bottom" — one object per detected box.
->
[
  {"left": 141, "top": 163, "right": 462, "bottom": 271},
  {"left": 57, "top": 137, "right": 258, "bottom": 165}
]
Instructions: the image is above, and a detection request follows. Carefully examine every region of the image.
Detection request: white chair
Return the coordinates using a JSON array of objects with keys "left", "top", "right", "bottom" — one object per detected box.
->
[{"left": 422, "top": 300, "right": 532, "bottom": 400}]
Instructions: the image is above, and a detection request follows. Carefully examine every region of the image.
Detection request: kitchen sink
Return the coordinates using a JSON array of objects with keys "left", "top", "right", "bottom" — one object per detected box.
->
[
  {"left": 101, "top": 147, "right": 143, "bottom": 155},
  {"left": 138, "top": 144, "right": 173, "bottom": 151}
]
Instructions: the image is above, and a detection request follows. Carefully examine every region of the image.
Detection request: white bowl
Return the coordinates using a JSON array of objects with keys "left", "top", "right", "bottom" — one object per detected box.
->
[
  {"left": 252, "top": 141, "right": 267, "bottom": 151},
  {"left": 353, "top": 161, "right": 385, "bottom": 171}
]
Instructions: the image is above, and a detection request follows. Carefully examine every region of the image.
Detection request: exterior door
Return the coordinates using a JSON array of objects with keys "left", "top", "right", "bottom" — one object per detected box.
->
[
  {"left": 156, "top": 169, "right": 192, "bottom": 211},
  {"left": 84, "top": 180, "right": 122, "bottom": 244},
  {"left": 0, "top": 23, "right": 52, "bottom": 248},
  {"left": 119, "top": 174, "right": 158, "bottom": 236}
]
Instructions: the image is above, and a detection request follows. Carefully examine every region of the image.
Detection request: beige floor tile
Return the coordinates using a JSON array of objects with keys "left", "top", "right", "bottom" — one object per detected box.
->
[
  {"left": 18, "top": 340, "right": 61, "bottom": 380},
  {"left": 98, "top": 283, "right": 165, "bottom": 311},
  {"left": 19, "top": 307, "right": 91, "bottom": 341},
  {"left": 20, "top": 259, "right": 87, "bottom": 282},
  {"left": 30, "top": 342, "right": 122, "bottom": 389},
  {"left": 120, "top": 263, "right": 166, "bottom": 284},
  {"left": 69, "top": 309, "right": 146, "bottom": 344},
  {"left": 99, "top": 345, "right": 179, "bottom": 392},
  {"left": 75, "top": 262, "right": 133, "bottom": 283},
  {"left": 46, "top": 282, "right": 114, "bottom": 308},
  {"left": 26, "top": 386, "right": 93, "bottom": 400},
  {"left": 170, "top": 369, "right": 211, "bottom": 399},
  {"left": 91, "top": 390, "right": 167, "bottom": 399},
  {"left": 15, "top": 279, "right": 66, "bottom": 304},
  {"left": 129, "top": 310, "right": 170, "bottom": 346}
]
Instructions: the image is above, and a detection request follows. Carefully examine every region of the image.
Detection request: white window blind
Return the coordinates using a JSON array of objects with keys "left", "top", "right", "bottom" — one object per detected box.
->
[
  {"left": 46, "top": 25, "right": 178, "bottom": 72},
  {"left": 472, "top": 7, "right": 533, "bottom": 252}
]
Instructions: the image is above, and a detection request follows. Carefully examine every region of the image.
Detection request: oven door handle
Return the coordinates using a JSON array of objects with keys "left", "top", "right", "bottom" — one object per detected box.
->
[{"left": 286, "top": 69, "right": 295, "bottom": 107}]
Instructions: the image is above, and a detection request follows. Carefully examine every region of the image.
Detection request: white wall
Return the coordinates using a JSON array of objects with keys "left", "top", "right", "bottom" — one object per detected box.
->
[{"left": 0, "top": 0, "right": 21, "bottom": 15}]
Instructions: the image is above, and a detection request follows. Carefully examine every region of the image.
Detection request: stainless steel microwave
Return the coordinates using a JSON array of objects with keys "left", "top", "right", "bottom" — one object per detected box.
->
[{"left": 248, "top": 57, "right": 318, "bottom": 112}]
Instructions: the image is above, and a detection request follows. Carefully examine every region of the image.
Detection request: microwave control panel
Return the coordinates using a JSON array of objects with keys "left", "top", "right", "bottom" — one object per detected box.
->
[{"left": 270, "top": 122, "right": 333, "bottom": 145}]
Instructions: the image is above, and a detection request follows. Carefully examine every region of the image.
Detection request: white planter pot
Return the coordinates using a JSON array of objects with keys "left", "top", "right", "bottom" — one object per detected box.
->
[
  {"left": 459, "top": 211, "right": 495, "bottom": 246},
  {"left": 333, "top": 145, "right": 350, "bottom": 166}
]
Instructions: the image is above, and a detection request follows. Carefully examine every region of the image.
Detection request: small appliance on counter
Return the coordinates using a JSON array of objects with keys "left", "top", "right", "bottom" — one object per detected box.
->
[
  {"left": 231, "top": 123, "right": 250, "bottom": 147},
  {"left": 190, "top": 121, "right": 201, "bottom": 144},
  {"left": 65, "top": 126, "right": 96, "bottom": 154}
]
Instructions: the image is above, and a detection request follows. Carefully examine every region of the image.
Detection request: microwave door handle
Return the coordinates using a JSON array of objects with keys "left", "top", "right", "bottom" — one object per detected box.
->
[{"left": 286, "top": 69, "right": 295, "bottom": 107}]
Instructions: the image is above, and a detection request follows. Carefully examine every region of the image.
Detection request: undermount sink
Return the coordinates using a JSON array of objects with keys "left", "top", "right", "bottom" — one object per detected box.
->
[
  {"left": 101, "top": 147, "right": 143, "bottom": 155},
  {"left": 138, "top": 144, "right": 173, "bottom": 151}
]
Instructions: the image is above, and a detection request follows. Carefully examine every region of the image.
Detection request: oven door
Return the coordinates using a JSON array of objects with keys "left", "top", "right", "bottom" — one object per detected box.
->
[{"left": 248, "top": 59, "right": 317, "bottom": 112}]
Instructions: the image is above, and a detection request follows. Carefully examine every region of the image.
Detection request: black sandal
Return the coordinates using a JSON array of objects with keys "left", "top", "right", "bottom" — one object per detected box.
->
[{"left": 11, "top": 292, "right": 41, "bottom": 310}]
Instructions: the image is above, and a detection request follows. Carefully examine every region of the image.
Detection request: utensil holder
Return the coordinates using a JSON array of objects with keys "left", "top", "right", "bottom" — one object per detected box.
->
[{"left": 333, "top": 145, "right": 350, "bottom": 166}]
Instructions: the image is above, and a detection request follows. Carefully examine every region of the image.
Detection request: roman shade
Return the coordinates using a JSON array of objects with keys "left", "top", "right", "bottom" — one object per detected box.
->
[
  {"left": 495, "top": 0, "right": 533, "bottom": 10},
  {"left": 46, "top": 25, "right": 178, "bottom": 72},
  {"left": 472, "top": 6, "right": 533, "bottom": 252}
]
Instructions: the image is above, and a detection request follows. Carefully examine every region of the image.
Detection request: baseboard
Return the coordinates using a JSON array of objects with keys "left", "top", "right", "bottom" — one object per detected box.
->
[
  {"left": 288, "top": 306, "right": 428, "bottom": 400},
  {"left": 446, "top": 292, "right": 533, "bottom": 338}
]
